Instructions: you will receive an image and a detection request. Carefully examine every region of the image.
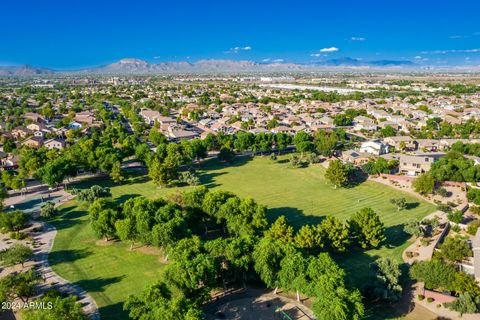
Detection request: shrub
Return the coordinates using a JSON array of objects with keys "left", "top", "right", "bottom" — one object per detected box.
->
[
  {"left": 437, "top": 304, "right": 441, "bottom": 308},
  {"left": 427, "top": 297, "right": 434, "bottom": 303},
  {"left": 418, "top": 294, "right": 425, "bottom": 301},
  {"left": 269, "top": 153, "right": 277, "bottom": 161},
  {"left": 9, "top": 231, "right": 26, "bottom": 240},
  {"left": 451, "top": 225, "right": 461, "bottom": 233},
  {"left": 470, "top": 206, "right": 480, "bottom": 215},
  {"left": 436, "top": 187, "right": 449, "bottom": 197},
  {"left": 448, "top": 210, "right": 464, "bottom": 224},
  {"left": 421, "top": 237, "right": 431, "bottom": 246},
  {"left": 467, "top": 188, "right": 480, "bottom": 205},
  {"left": 40, "top": 201, "right": 56, "bottom": 218},
  {"left": 467, "top": 220, "right": 480, "bottom": 236},
  {"left": 437, "top": 203, "right": 453, "bottom": 213}
]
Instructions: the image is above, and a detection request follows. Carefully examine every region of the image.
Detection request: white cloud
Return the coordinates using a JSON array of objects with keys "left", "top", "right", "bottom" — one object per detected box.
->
[
  {"left": 153, "top": 56, "right": 161, "bottom": 59},
  {"left": 449, "top": 35, "right": 468, "bottom": 39},
  {"left": 227, "top": 46, "right": 252, "bottom": 53},
  {"left": 351, "top": 37, "right": 366, "bottom": 41},
  {"left": 272, "top": 59, "right": 284, "bottom": 63},
  {"left": 414, "top": 56, "right": 422, "bottom": 59},
  {"left": 310, "top": 53, "right": 323, "bottom": 57},
  {"left": 319, "top": 47, "right": 339, "bottom": 53}
]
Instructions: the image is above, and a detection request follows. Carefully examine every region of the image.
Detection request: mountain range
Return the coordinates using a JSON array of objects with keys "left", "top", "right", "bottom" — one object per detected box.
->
[{"left": 0, "top": 57, "right": 418, "bottom": 75}]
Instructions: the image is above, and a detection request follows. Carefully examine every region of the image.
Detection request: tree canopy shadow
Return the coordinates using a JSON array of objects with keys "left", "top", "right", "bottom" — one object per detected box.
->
[
  {"left": 200, "top": 171, "right": 227, "bottom": 188},
  {"left": 98, "top": 302, "right": 129, "bottom": 320},
  {"left": 114, "top": 193, "right": 141, "bottom": 204},
  {"left": 74, "top": 275, "right": 125, "bottom": 293},
  {"left": 44, "top": 205, "right": 86, "bottom": 231},
  {"left": 406, "top": 202, "right": 420, "bottom": 210},
  {"left": 384, "top": 224, "right": 409, "bottom": 248},
  {"left": 201, "top": 155, "right": 253, "bottom": 171},
  {"left": 48, "top": 248, "right": 92, "bottom": 266},
  {"left": 268, "top": 207, "right": 324, "bottom": 229}
]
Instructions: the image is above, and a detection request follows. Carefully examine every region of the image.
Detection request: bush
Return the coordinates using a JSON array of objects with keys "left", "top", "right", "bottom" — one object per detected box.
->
[
  {"left": 470, "top": 206, "right": 480, "bottom": 215},
  {"left": 448, "top": 210, "right": 464, "bottom": 224},
  {"left": 427, "top": 297, "right": 434, "bottom": 303},
  {"left": 421, "top": 237, "right": 431, "bottom": 246},
  {"left": 436, "top": 187, "right": 449, "bottom": 197},
  {"left": 9, "top": 231, "right": 26, "bottom": 240},
  {"left": 179, "top": 171, "right": 200, "bottom": 186},
  {"left": 269, "top": 153, "right": 277, "bottom": 161},
  {"left": 0, "top": 210, "right": 29, "bottom": 232},
  {"left": 451, "top": 224, "right": 461, "bottom": 233},
  {"left": 467, "top": 220, "right": 480, "bottom": 236},
  {"left": 436, "top": 304, "right": 441, "bottom": 308},
  {"left": 40, "top": 201, "right": 56, "bottom": 218},
  {"left": 418, "top": 294, "right": 425, "bottom": 301},
  {"left": 437, "top": 203, "right": 453, "bottom": 213},
  {"left": 467, "top": 188, "right": 480, "bottom": 205}
]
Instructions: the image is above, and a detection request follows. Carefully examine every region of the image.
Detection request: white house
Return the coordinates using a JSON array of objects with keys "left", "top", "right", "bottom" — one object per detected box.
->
[{"left": 359, "top": 140, "right": 389, "bottom": 156}]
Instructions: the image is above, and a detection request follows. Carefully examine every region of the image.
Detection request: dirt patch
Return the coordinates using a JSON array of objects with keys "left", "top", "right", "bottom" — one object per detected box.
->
[
  {"left": 133, "top": 245, "right": 163, "bottom": 256},
  {"left": 95, "top": 239, "right": 114, "bottom": 246}
]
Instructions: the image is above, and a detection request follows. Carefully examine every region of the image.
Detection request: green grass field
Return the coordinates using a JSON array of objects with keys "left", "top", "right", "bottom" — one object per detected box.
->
[
  {"left": 49, "top": 155, "right": 436, "bottom": 319},
  {"left": 48, "top": 202, "right": 166, "bottom": 320}
]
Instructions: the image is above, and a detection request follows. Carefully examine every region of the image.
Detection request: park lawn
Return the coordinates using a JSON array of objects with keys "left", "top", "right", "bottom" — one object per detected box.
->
[
  {"left": 198, "top": 156, "right": 436, "bottom": 286},
  {"left": 49, "top": 155, "right": 436, "bottom": 319},
  {"left": 48, "top": 201, "right": 167, "bottom": 320}
]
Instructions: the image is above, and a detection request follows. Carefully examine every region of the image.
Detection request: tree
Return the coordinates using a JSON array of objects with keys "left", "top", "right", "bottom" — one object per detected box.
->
[
  {"left": 325, "top": 160, "right": 349, "bottom": 189},
  {"left": 73, "top": 185, "right": 112, "bottom": 203},
  {"left": 410, "top": 260, "right": 456, "bottom": 291},
  {"left": 404, "top": 219, "right": 424, "bottom": 238},
  {"left": 40, "top": 201, "right": 56, "bottom": 218},
  {"left": 22, "top": 294, "right": 87, "bottom": 320},
  {"left": 124, "top": 281, "right": 202, "bottom": 320},
  {"left": 289, "top": 154, "right": 302, "bottom": 168},
  {"left": 437, "top": 237, "right": 472, "bottom": 263},
  {"left": 452, "top": 272, "right": 480, "bottom": 299},
  {"left": 253, "top": 237, "right": 285, "bottom": 294},
  {"left": 0, "top": 210, "right": 29, "bottom": 232},
  {"left": 278, "top": 246, "right": 307, "bottom": 301},
  {"left": 413, "top": 173, "right": 435, "bottom": 195},
  {"left": 370, "top": 258, "right": 402, "bottom": 303},
  {"left": 294, "top": 225, "right": 324, "bottom": 254},
  {"left": 115, "top": 218, "right": 137, "bottom": 250},
  {"left": 36, "top": 156, "right": 77, "bottom": 188},
  {"left": 349, "top": 208, "right": 386, "bottom": 248},
  {"left": 318, "top": 216, "right": 350, "bottom": 252},
  {"left": 445, "top": 292, "right": 478, "bottom": 315},
  {"left": 89, "top": 198, "right": 121, "bottom": 240},
  {"left": 390, "top": 197, "right": 407, "bottom": 211},
  {"left": 0, "top": 244, "right": 33, "bottom": 267},
  {"left": 264, "top": 216, "right": 294, "bottom": 244},
  {"left": 0, "top": 270, "right": 40, "bottom": 303},
  {"left": 218, "top": 147, "right": 234, "bottom": 162},
  {"left": 311, "top": 284, "right": 364, "bottom": 320}
]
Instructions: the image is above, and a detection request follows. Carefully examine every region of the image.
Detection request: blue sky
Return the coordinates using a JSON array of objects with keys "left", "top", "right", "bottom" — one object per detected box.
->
[{"left": 1, "top": 0, "right": 480, "bottom": 68}]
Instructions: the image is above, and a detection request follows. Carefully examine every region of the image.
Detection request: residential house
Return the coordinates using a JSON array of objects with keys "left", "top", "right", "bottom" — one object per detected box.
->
[
  {"left": 22, "top": 136, "right": 43, "bottom": 149},
  {"left": 359, "top": 140, "right": 389, "bottom": 156},
  {"left": 340, "top": 150, "right": 373, "bottom": 165},
  {"left": 44, "top": 138, "right": 66, "bottom": 150},
  {"left": 383, "top": 136, "right": 418, "bottom": 151},
  {"left": 399, "top": 155, "right": 437, "bottom": 176}
]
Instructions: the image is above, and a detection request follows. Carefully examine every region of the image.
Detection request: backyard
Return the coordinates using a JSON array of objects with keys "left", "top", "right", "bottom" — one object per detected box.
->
[{"left": 48, "top": 155, "right": 437, "bottom": 319}]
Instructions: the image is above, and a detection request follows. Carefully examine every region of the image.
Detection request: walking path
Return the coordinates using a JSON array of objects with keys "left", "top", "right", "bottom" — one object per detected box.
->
[{"left": 1, "top": 188, "right": 101, "bottom": 319}]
